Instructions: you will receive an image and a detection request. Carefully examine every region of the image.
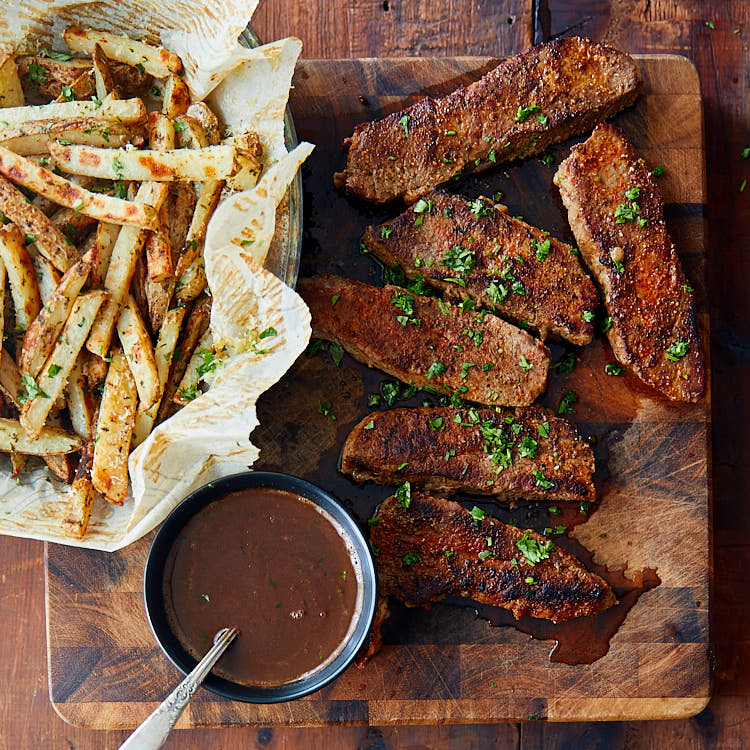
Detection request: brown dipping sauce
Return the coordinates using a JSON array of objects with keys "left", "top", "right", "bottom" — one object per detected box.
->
[{"left": 163, "top": 488, "right": 361, "bottom": 687}]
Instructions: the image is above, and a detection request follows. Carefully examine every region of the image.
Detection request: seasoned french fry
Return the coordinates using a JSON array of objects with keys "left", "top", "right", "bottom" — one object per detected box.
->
[
  {"left": 91, "top": 221, "right": 120, "bottom": 287},
  {"left": 0, "top": 224, "right": 41, "bottom": 331},
  {"left": 10, "top": 451, "right": 27, "bottom": 477},
  {"left": 187, "top": 102, "right": 221, "bottom": 145},
  {"left": 16, "top": 55, "right": 93, "bottom": 101},
  {"left": 91, "top": 347, "right": 136, "bottom": 504},
  {"left": 174, "top": 329, "right": 212, "bottom": 405},
  {"left": 175, "top": 114, "right": 207, "bottom": 149},
  {"left": 86, "top": 181, "right": 168, "bottom": 357},
  {"left": 0, "top": 348, "right": 21, "bottom": 408},
  {"left": 225, "top": 132, "right": 263, "bottom": 192},
  {"left": 50, "top": 205, "right": 98, "bottom": 246},
  {"left": 0, "top": 175, "right": 76, "bottom": 272},
  {"left": 174, "top": 179, "right": 223, "bottom": 278},
  {"left": 53, "top": 69, "right": 96, "bottom": 103},
  {"left": 0, "top": 118, "right": 131, "bottom": 154},
  {"left": 63, "top": 26, "right": 182, "bottom": 78},
  {"left": 31, "top": 256, "right": 61, "bottom": 306},
  {"left": 116, "top": 295, "right": 160, "bottom": 409},
  {"left": 162, "top": 73, "right": 190, "bottom": 117},
  {"left": 82, "top": 350, "right": 108, "bottom": 386},
  {"left": 66, "top": 356, "right": 96, "bottom": 440},
  {"left": 20, "top": 290, "right": 105, "bottom": 438},
  {"left": 0, "top": 96, "right": 146, "bottom": 128},
  {"left": 49, "top": 141, "right": 241, "bottom": 181},
  {"left": 43, "top": 411, "right": 76, "bottom": 482},
  {"left": 157, "top": 294, "right": 210, "bottom": 423},
  {"left": 62, "top": 440, "right": 95, "bottom": 538},
  {"left": 0, "top": 146, "right": 158, "bottom": 229},
  {"left": 0, "top": 417, "right": 81, "bottom": 454},
  {"left": 147, "top": 112, "right": 175, "bottom": 150},
  {"left": 145, "top": 220, "right": 172, "bottom": 282},
  {"left": 133, "top": 305, "right": 185, "bottom": 446},
  {"left": 0, "top": 54, "right": 25, "bottom": 108},
  {"left": 92, "top": 43, "right": 119, "bottom": 99},
  {"left": 21, "top": 251, "right": 92, "bottom": 377}
]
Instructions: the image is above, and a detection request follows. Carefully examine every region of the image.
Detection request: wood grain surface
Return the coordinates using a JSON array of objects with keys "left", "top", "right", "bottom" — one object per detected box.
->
[
  {"left": 1, "top": 1, "right": 748, "bottom": 748},
  {"left": 45, "top": 53, "right": 710, "bottom": 729}
]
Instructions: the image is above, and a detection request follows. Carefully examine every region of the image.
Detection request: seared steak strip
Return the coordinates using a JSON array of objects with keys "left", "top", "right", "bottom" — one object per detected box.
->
[
  {"left": 298, "top": 274, "right": 549, "bottom": 407},
  {"left": 334, "top": 37, "right": 640, "bottom": 204},
  {"left": 342, "top": 406, "right": 594, "bottom": 503},
  {"left": 363, "top": 190, "right": 599, "bottom": 345},
  {"left": 371, "top": 493, "right": 616, "bottom": 622},
  {"left": 554, "top": 124, "right": 705, "bottom": 401}
]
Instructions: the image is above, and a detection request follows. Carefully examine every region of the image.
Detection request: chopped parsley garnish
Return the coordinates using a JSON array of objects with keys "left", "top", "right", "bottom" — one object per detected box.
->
[
  {"left": 512, "top": 280, "right": 525, "bottom": 295},
  {"left": 381, "top": 381, "right": 401, "bottom": 406},
  {"left": 551, "top": 351, "right": 576, "bottom": 375},
  {"left": 47, "top": 364, "right": 62, "bottom": 377},
  {"left": 395, "top": 481, "right": 411, "bottom": 509},
  {"left": 317, "top": 399, "right": 335, "bottom": 419},
  {"left": 113, "top": 180, "right": 127, "bottom": 199},
  {"left": 531, "top": 237, "right": 550, "bottom": 261},
  {"left": 652, "top": 165, "right": 665, "bottom": 176},
  {"left": 533, "top": 470, "right": 555, "bottom": 490},
  {"left": 478, "top": 549, "right": 493, "bottom": 560},
  {"left": 60, "top": 84, "right": 75, "bottom": 101},
  {"left": 666, "top": 340, "right": 689, "bottom": 361},
  {"left": 515, "top": 103, "right": 540, "bottom": 122},
  {"left": 364, "top": 420, "right": 375, "bottom": 430},
  {"left": 742, "top": 148, "right": 750, "bottom": 160},
  {"left": 558, "top": 389, "right": 578, "bottom": 415},
  {"left": 460, "top": 362, "right": 475, "bottom": 379},
  {"left": 41, "top": 48, "right": 73, "bottom": 61},
  {"left": 537, "top": 112, "right": 549, "bottom": 127},
  {"left": 518, "top": 355, "right": 533, "bottom": 372},
  {"left": 258, "top": 327, "right": 277, "bottom": 339},
  {"left": 482, "top": 363, "right": 493, "bottom": 372},
  {"left": 549, "top": 505, "right": 560, "bottom": 515},
  {"left": 329, "top": 343, "right": 344, "bottom": 366},
  {"left": 391, "top": 290, "right": 421, "bottom": 327},
  {"left": 470, "top": 506, "right": 485, "bottom": 523},
  {"left": 368, "top": 393, "right": 381, "bottom": 407},
  {"left": 178, "top": 385, "right": 199, "bottom": 401},
  {"left": 112, "top": 157, "right": 124, "bottom": 179},
  {"left": 17, "top": 374, "right": 49, "bottom": 404},
  {"left": 151, "top": 85, "right": 161, "bottom": 97},
  {"left": 525, "top": 577, "right": 537, "bottom": 585},
  {"left": 614, "top": 201, "right": 639, "bottom": 223},
  {"left": 487, "top": 281, "right": 508, "bottom": 306},
  {"left": 468, "top": 198, "right": 492, "bottom": 217},
  {"left": 397, "top": 461, "right": 409, "bottom": 471},
  {"left": 441, "top": 244, "right": 475, "bottom": 278},
  {"left": 601, "top": 316, "right": 613, "bottom": 332},
  {"left": 174, "top": 120, "right": 188, "bottom": 132},
  {"left": 413, "top": 197, "right": 433, "bottom": 216},
  {"left": 426, "top": 361, "right": 446, "bottom": 380},
  {"left": 540, "top": 152, "right": 553, "bottom": 167},
  {"left": 367, "top": 517, "right": 380, "bottom": 526},
  {"left": 613, "top": 259, "right": 626, "bottom": 273},
  {"left": 398, "top": 114, "right": 411, "bottom": 137},
  {"left": 381, "top": 226, "right": 393, "bottom": 239},
  {"left": 72, "top": 197, "right": 84, "bottom": 212},
  {"left": 605, "top": 363, "right": 625, "bottom": 375},
  {"left": 518, "top": 436, "right": 538, "bottom": 459},
  {"left": 538, "top": 421, "right": 550, "bottom": 438},
  {"left": 402, "top": 552, "right": 421, "bottom": 567},
  {"left": 196, "top": 349, "right": 220, "bottom": 377},
  {"left": 136, "top": 62, "right": 146, "bottom": 72},
  {"left": 582, "top": 310, "right": 595, "bottom": 323},
  {"left": 25, "top": 62, "right": 48, "bottom": 84},
  {"left": 625, "top": 187, "right": 641, "bottom": 201},
  {"left": 516, "top": 531, "right": 554, "bottom": 564},
  {"left": 705, "top": 21, "right": 715, "bottom": 29}
]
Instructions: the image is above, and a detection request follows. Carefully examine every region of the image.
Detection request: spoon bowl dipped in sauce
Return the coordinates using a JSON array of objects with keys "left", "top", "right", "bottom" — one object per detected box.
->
[{"left": 144, "top": 472, "right": 377, "bottom": 703}]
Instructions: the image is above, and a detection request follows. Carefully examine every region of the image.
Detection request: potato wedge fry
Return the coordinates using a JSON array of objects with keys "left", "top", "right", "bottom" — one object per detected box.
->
[
  {"left": 133, "top": 305, "right": 185, "bottom": 446},
  {"left": 175, "top": 114, "right": 207, "bottom": 149},
  {"left": 187, "top": 102, "right": 220, "bottom": 145},
  {"left": 91, "top": 347, "right": 136, "bottom": 504},
  {"left": 157, "top": 294, "right": 210, "bottom": 423},
  {"left": 50, "top": 206, "right": 97, "bottom": 246},
  {"left": 16, "top": 56, "right": 93, "bottom": 101},
  {"left": 91, "top": 221, "right": 120, "bottom": 287},
  {"left": 0, "top": 224, "right": 41, "bottom": 331},
  {"left": 0, "top": 54, "right": 24, "bottom": 108},
  {"left": 0, "top": 146, "right": 158, "bottom": 229},
  {"left": 174, "top": 329, "right": 212, "bottom": 405},
  {"left": 225, "top": 132, "right": 263, "bottom": 192},
  {"left": 53, "top": 69, "right": 96, "bottom": 103},
  {"left": 174, "top": 179, "right": 223, "bottom": 278},
  {"left": 0, "top": 348, "right": 21, "bottom": 408},
  {"left": 63, "top": 26, "right": 182, "bottom": 78},
  {"left": 86, "top": 181, "right": 168, "bottom": 357},
  {"left": 43, "top": 411, "right": 76, "bottom": 482},
  {"left": 62, "top": 440, "right": 95, "bottom": 538},
  {"left": 49, "top": 141, "right": 241, "bottom": 181},
  {"left": 162, "top": 73, "right": 190, "bottom": 117},
  {"left": 66, "top": 356, "right": 96, "bottom": 440},
  {"left": 20, "top": 290, "right": 105, "bottom": 438},
  {"left": 116, "top": 295, "right": 160, "bottom": 410},
  {"left": 31, "top": 256, "right": 61, "bottom": 304},
  {"left": 82, "top": 350, "right": 108, "bottom": 386},
  {"left": 0, "top": 417, "right": 81, "bottom": 454},
  {"left": 92, "top": 43, "right": 119, "bottom": 99},
  {"left": 0, "top": 118, "right": 131, "bottom": 154},
  {"left": 145, "top": 220, "right": 172, "bottom": 282},
  {"left": 147, "top": 112, "right": 175, "bottom": 150},
  {"left": 0, "top": 96, "right": 146, "bottom": 128},
  {"left": 10, "top": 451, "right": 27, "bottom": 477},
  {"left": 0, "top": 175, "right": 76, "bottom": 272},
  {"left": 21, "top": 250, "right": 92, "bottom": 377}
]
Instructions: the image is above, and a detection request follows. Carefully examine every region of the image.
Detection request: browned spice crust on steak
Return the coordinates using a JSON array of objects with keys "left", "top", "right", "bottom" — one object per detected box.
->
[
  {"left": 371, "top": 493, "right": 616, "bottom": 622},
  {"left": 554, "top": 124, "right": 705, "bottom": 402},
  {"left": 363, "top": 191, "right": 599, "bottom": 345},
  {"left": 341, "top": 405, "right": 595, "bottom": 503},
  {"left": 297, "top": 274, "right": 550, "bottom": 407},
  {"left": 334, "top": 37, "right": 641, "bottom": 204}
]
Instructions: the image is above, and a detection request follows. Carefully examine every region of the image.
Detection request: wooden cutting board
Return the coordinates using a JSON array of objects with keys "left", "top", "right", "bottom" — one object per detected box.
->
[{"left": 45, "top": 54, "right": 711, "bottom": 728}]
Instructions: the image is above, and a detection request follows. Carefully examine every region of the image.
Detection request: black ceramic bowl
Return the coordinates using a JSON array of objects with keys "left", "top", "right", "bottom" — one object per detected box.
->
[{"left": 143, "top": 471, "right": 377, "bottom": 703}]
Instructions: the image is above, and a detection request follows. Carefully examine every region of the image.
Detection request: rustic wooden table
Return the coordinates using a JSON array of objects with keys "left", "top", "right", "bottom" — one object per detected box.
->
[{"left": 0, "top": 1, "right": 747, "bottom": 747}]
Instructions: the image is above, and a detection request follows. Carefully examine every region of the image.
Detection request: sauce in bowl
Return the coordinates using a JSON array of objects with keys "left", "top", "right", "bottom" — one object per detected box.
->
[{"left": 162, "top": 487, "right": 362, "bottom": 687}]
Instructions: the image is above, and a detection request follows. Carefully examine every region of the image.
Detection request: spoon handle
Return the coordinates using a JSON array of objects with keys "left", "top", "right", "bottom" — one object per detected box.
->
[{"left": 118, "top": 627, "right": 239, "bottom": 750}]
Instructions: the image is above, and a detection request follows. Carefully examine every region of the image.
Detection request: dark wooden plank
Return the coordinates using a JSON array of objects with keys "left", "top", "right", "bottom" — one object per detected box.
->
[{"left": 44, "top": 54, "right": 710, "bottom": 729}]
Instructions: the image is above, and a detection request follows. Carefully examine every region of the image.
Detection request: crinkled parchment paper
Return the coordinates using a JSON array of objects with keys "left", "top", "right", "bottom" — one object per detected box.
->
[{"left": 0, "top": 0, "right": 314, "bottom": 550}]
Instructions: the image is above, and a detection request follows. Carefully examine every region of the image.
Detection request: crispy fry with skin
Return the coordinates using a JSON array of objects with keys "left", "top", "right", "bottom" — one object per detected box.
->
[
  {"left": 187, "top": 102, "right": 221, "bottom": 145},
  {"left": 0, "top": 146, "right": 158, "bottom": 229},
  {"left": 92, "top": 43, "right": 119, "bottom": 99},
  {"left": 0, "top": 348, "right": 22, "bottom": 408},
  {"left": 145, "top": 218, "right": 172, "bottom": 282},
  {"left": 133, "top": 305, "right": 185, "bottom": 446},
  {"left": 16, "top": 55, "right": 93, "bottom": 101},
  {"left": 147, "top": 112, "right": 175, "bottom": 150},
  {"left": 0, "top": 224, "right": 41, "bottom": 331},
  {"left": 91, "top": 347, "right": 136, "bottom": 504},
  {"left": 0, "top": 96, "right": 146, "bottom": 128},
  {"left": 82, "top": 350, "right": 108, "bottom": 386},
  {"left": 31, "top": 256, "right": 61, "bottom": 304},
  {"left": 163, "top": 74, "right": 190, "bottom": 117},
  {"left": 0, "top": 118, "right": 131, "bottom": 154},
  {"left": 116, "top": 295, "right": 160, "bottom": 409},
  {"left": 10, "top": 451, "right": 27, "bottom": 477},
  {"left": 0, "top": 175, "right": 76, "bottom": 272},
  {"left": 0, "top": 54, "right": 24, "bottom": 108},
  {"left": 91, "top": 222, "right": 120, "bottom": 287},
  {"left": 62, "top": 440, "right": 95, "bottom": 538},
  {"left": 20, "top": 290, "right": 106, "bottom": 438},
  {"left": 0, "top": 417, "right": 81, "bottom": 454},
  {"left": 50, "top": 205, "right": 97, "bottom": 245},
  {"left": 21, "top": 250, "right": 92, "bottom": 377},
  {"left": 63, "top": 26, "right": 182, "bottom": 78},
  {"left": 66, "top": 356, "right": 96, "bottom": 440},
  {"left": 49, "top": 141, "right": 242, "bottom": 182},
  {"left": 42, "top": 411, "right": 76, "bottom": 482},
  {"left": 53, "top": 69, "right": 96, "bottom": 103},
  {"left": 174, "top": 329, "right": 212, "bottom": 405}
]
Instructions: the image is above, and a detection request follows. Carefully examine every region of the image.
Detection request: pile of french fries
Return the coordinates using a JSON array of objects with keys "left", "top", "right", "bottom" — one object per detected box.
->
[{"left": 0, "top": 28, "right": 262, "bottom": 538}]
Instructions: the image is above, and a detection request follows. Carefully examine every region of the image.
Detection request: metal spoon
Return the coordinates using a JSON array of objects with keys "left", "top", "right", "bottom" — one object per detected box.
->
[{"left": 118, "top": 627, "right": 239, "bottom": 750}]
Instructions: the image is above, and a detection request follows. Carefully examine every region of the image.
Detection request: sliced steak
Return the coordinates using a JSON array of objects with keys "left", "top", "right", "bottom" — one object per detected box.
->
[
  {"left": 298, "top": 274, "right": 549, "bottom": 407},
  {"left": 371, "top": 492, "right": 616, "bottom": 622},
  {"left": 334, "top": 37, "right": 640, "bottom": 203},
  {"left": 341, "top": 405, "right": 594, "bottom": 503},
  {"left": 363, "top": 190, "right": 599, "bottom": 344},
  {"left": 554, "top": 124, "right": 705, "bottom": 401}
]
